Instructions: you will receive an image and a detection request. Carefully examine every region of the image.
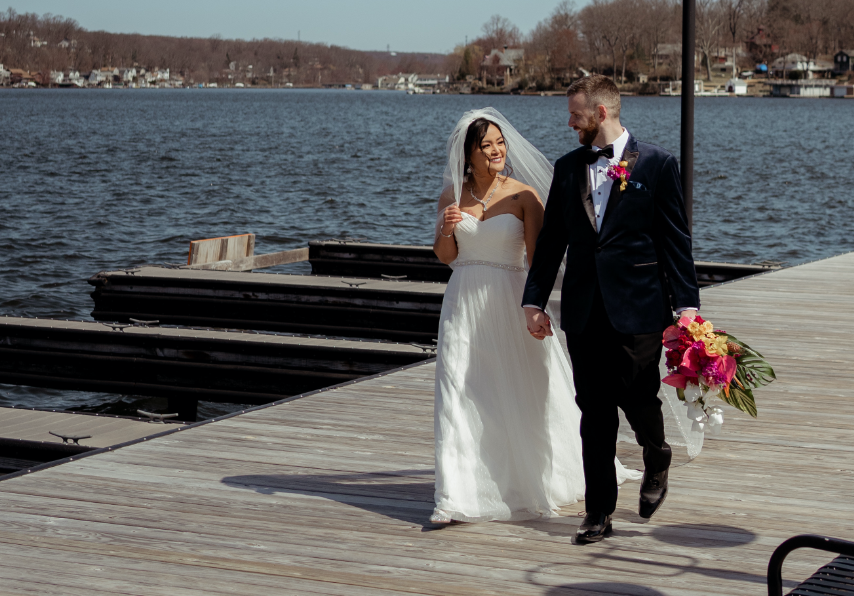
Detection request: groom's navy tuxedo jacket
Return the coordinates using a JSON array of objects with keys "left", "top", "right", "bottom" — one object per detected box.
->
[{"left": 522, "top": 132, "right": 700, "bottom": 336}]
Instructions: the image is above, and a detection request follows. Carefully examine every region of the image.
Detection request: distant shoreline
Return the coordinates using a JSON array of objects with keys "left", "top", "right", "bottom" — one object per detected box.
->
[{"left": 0, "top": 87, "right": 828, "bottom": 99}]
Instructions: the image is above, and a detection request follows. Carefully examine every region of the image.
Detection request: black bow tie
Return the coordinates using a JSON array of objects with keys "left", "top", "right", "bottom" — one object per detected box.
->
[{"left": 583, "top": 145, "right": 614, "bottom": 165}]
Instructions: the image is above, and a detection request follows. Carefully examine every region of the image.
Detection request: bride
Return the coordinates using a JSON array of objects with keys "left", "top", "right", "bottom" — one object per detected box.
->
[{"left": 430, "top": 108, "right": 641, "bottom": 524}]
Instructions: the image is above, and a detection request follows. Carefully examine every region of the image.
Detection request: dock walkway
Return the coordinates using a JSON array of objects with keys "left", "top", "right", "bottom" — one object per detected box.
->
[{"left": 0, "top": 252, "right": 852, "bottom": 595}]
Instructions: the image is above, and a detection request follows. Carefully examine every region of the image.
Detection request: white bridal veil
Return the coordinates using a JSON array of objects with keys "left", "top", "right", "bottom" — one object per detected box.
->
[{"left": 439, "top": 106, "right": 704, "bottom": 463}]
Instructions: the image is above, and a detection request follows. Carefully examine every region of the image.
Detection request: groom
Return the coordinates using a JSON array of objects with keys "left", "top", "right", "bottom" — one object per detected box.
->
[{"left": 522, "top": 74, "right": 700, "bottom": 543}]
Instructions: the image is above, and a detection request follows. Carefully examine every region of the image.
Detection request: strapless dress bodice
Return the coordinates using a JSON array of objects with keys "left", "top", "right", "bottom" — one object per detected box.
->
[{"left": 452, "top": 212, "right": 525, "bottom": 271}]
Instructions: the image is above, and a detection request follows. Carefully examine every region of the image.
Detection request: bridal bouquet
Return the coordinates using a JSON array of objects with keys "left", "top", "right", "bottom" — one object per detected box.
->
[{"left": 662, "top": 315, "right": 775, "bottom": 435}]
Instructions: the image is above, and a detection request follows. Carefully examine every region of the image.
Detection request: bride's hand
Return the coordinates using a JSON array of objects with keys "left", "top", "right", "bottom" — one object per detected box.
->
[
  {"left": 525, "top": 307, "right": 553, "bottom": 340},
  {"left": 441, "top": 204, "right": 463, "bottom": 236}
]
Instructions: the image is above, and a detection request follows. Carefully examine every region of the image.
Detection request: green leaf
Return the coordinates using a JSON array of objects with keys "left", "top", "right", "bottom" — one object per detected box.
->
[
  {"left": 721, "top": 384, "right": 758, "bottom": 418},
  {"left": 676, "top": 388, "right": 686, "bottom": 402},
  {"left": 724, "top": 333, "right": 776, "bottom": 389}
]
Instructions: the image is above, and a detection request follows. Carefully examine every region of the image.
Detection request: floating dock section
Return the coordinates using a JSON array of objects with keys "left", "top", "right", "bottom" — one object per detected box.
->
[
  {"left": 0, "top": 408, "right": 182, "bottom": 474},
  {"left": 0, "top": 316, "right": 433, "bottom": 420},
  {"left": 89, "top": 268, "right": 444, "bottom": 343},
  {"left": 308, "top": 240, "right": 781, "bottom": 286}
]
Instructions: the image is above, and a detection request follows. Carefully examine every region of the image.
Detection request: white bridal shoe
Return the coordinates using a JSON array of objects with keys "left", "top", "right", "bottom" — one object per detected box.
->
[{"left": 429, "top": 508, "right": 452, "bottom": 523}]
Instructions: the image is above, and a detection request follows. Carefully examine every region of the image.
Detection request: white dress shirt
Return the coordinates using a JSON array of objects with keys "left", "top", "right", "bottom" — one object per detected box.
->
[
  {"left": 524, "top": 128, "right": 696, "bottom": 316},
  {"left": 590, "top": 128, "right": 630, "bottom": 232}
]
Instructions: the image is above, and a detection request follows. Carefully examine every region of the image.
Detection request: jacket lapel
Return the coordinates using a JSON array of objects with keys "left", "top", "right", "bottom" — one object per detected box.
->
[
  {"left": 599, "top": 133, "right": 639, "bottom": 234},
  {"left": 577, "top": 155, "right": 597, "bottom": 231}
]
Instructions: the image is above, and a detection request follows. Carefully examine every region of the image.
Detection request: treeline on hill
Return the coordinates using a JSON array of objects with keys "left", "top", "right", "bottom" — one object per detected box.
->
[
  {"left": 0, "top": 8, "right": 446, "bottom": 85},
  {"left": 3, "top": 0, "right": 854, "bottom": 89},
  {"left": 452, "top": 0, "right": 854, "bottom": 89}
]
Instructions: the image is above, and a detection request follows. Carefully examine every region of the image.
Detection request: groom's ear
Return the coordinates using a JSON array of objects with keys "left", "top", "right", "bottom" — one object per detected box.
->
[{"left": 597, "top": 104, "right": 608, "bottom": 123}]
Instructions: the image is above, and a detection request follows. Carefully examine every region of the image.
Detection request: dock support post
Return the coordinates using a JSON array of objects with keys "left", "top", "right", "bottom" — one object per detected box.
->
[
  {"left": 167, "top": 397, "right": 198, "bottom": 423},
  {"left": 681, "top": 0, "right": 696, "bottom": 234}
]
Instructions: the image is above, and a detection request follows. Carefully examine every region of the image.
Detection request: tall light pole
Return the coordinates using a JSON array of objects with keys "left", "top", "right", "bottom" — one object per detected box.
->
[{"left": 681, "top": 0, "right": 696, "bottom": 233}]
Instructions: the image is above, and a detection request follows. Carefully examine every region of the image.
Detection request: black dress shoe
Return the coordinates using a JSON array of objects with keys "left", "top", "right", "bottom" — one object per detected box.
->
[
  {"left": 639, "top": 468, "right": 669, "bottom": 519},
  {"left": 576, "top": 512, "right": 612, "bottom": 543}
]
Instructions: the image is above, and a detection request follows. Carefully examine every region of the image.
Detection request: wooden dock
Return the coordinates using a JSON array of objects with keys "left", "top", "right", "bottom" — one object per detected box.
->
[{"left": 0, "top": 251, "right": 852, "bottom": 595}]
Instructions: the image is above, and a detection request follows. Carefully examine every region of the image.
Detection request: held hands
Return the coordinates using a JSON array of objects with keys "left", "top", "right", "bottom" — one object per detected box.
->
[
  {"left": 441, "top": 203, "right": 463, "bottom": 237},
  {"left": 524, "top": 307, "right": 553, "bottom": 340}
]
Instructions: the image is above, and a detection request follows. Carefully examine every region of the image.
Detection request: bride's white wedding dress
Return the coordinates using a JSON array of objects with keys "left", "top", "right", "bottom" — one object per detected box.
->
[{"left": 433, "top": 210, "right": 641, "bottom": 523}]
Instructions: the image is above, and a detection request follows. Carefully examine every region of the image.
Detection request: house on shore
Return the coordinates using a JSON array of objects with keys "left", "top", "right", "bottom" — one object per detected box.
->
[
  {"left": 481, "top": 47, "right": 524, "bottom": 88},
  {"left": 377, "top": 73, "right": 418, "bottom": 90},
  {"left": 118, "top": 67, "right": 137, "bottom": 84},
  {"left": 0, "top": 64, "right": 10, "bottom": 86},
  {"left": 414, "top": 74, "right": 450, "bottom": 91},
  {"left": 765, "top": 79, "right": 836, "bottom": 97},
  {"left": 834, "top": 50, "right": 854, "bottom": 74},
  {"left": 9, "top": 68, "right": 35, "bottom": 86},
  {"left": 770, "top": 54, "right": 833, "bottom": 79},
  {"left": 725, "top": 78, "right": 748, "bottom": 94}
]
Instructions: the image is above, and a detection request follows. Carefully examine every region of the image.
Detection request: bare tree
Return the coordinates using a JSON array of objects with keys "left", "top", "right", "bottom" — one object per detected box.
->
[
  {"left": 696, "top": 0, "right": 725, "bottom": 80},
  {"left": 720, "top": 0, "right": 746, "bottom": 75},
  {"left": 638, "top": 0, "right": 678, "bottom": 81},
  {"left": 525, "top": 0, "right": 581, "bottom": 88},
  {"left": 481, "top": 15, "right": 522, "bottom": 50},
  {"left": 580, "top": 0, "right": 624, "bottom": 80},
  {"left": 615, "top": 0, "right": 642, "bottom": 83}
]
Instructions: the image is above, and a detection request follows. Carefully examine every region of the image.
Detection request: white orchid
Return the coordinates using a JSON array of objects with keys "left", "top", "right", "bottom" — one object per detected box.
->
[
  {"left": 685, "top": 400, "right": 707, "bottom": 423},
  {"left": 706, "top": 406, "right": 725, "bottom": 435},
  {"left": 683, "top": 384, "right": 703, "bottom": 403}
]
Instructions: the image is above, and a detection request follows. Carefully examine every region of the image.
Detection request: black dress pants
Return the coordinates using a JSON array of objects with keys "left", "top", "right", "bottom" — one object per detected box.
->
[{"left": 564, "top": 287, "right": 672, "bottom": 515}]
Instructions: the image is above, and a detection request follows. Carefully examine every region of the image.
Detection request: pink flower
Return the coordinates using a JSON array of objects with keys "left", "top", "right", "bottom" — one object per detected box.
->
[
  {"left": 662, "top": 373, "right": 690, "bottom": 389},
  {"left": 702, "top": 361, "right": 727, "bottom": 386},
  {"left": 663, "top": 325, "right": 683, "bottom": 349},
  {"left": 606, "top": 165, "right": 630, "bottom": 182},
  {"left": 719, "top": 354, "right": 737, "bottom": 383},
  {"left": 677, "top": 316, "right": 695, "bottom": 328},
  {"left": 665, "top": 349, "right": 682, "bottom": 368},
  {"left": 680, "top": 342, "right": 705, "bottom": 373}
]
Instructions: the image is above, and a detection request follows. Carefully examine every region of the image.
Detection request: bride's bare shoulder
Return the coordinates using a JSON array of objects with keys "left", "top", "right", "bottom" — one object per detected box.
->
[{"left": 503, "top": 178, "right": 542, "bottom": 206}]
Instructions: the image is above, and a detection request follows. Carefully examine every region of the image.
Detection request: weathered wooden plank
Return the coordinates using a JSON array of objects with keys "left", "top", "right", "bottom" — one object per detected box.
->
[
  {"left": 188, "top": 233, "right": 255, "bottom": 266},
  {"left": 0, "top": 546, "right": 434, "bottom": 596},
  {"left": 184, "top": 248, "right": 310, "bottom": 271}
]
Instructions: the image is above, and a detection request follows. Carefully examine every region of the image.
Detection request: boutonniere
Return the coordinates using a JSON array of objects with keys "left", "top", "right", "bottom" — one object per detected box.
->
[{"left": 607, "top": 161, "right": 630, "bottom": 192}]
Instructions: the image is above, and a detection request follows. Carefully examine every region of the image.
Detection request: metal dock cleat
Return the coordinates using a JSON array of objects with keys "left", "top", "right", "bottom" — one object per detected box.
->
[
  {"left": 137, "top": 410, "right": 180, "bottom": 423},
  {"left": 49, "top": 431, "right": 92, "bottom": 445}
]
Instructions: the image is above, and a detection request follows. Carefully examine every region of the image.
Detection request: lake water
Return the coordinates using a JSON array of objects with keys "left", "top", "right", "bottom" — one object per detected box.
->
[{"left": 1, "top": 89, "right": 853, "bottom": 415}]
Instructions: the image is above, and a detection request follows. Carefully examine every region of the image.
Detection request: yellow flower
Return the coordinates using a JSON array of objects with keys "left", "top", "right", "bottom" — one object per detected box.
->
[
  {"left": 703, "top": 335, "right": 729, "bottom": 356},
  {"left": 619, "top": 160, "right": 628, "bottom": 168},
  {"left": 688, "top": 321, "right": 714, "bottom": 341}
]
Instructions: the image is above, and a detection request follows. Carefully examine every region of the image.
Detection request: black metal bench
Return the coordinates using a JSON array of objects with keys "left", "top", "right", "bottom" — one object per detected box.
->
[{"left": 768, "top": 534, "right": 854, "bottom": 595}]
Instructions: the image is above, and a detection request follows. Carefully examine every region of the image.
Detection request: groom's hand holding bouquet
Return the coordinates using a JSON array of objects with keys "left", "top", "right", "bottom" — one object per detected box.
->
[{"left": 662, "top": 314, "right": 776, "bottom": 434}]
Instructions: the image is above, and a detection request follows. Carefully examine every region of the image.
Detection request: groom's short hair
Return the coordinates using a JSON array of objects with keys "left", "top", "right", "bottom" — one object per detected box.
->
[{"left": 567, "top": 75, "right": 621, "bottom": 119}]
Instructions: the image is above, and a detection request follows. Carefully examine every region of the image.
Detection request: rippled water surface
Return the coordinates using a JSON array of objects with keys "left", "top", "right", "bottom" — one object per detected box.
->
[{"left": 1, "top": 89, "right": 853, "bottom": 412}]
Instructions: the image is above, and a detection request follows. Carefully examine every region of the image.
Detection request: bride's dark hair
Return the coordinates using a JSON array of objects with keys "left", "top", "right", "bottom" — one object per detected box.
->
[{"left": 463, "top": 118, "right": 513, "bottom": 181}]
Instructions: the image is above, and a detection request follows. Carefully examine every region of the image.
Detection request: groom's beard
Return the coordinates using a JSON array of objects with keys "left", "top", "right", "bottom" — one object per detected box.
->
[{"left": 579, "top": 119, "right": 600, "bottom": 146}]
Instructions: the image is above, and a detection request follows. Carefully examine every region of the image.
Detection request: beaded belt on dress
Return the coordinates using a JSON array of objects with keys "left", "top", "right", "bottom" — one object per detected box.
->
[{"left": 454, "top": 260, "right": 525, "bottom": 272}]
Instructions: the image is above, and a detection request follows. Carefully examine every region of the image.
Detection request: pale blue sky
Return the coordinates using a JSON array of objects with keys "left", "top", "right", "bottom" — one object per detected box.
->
[{"left": 15, "top": 0, "right": 590, "bottom": 53}]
